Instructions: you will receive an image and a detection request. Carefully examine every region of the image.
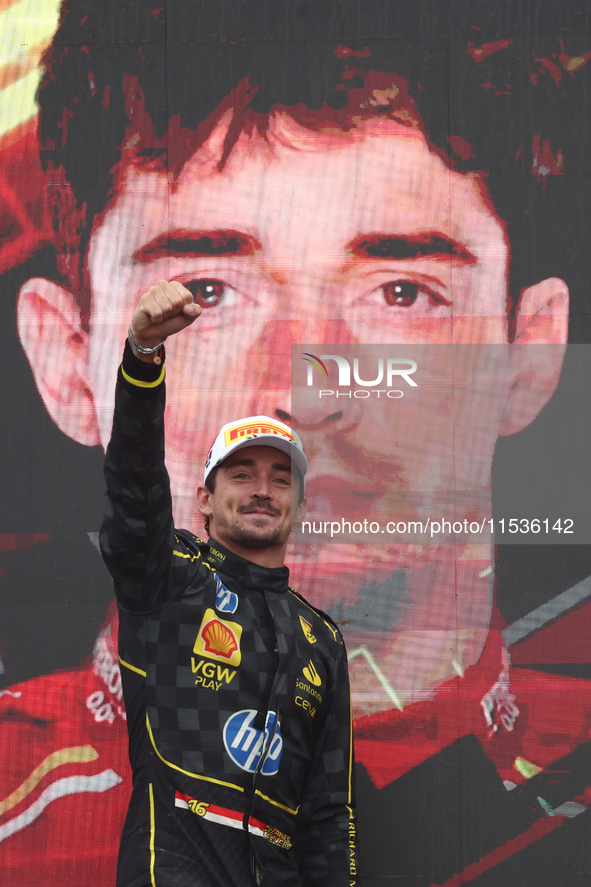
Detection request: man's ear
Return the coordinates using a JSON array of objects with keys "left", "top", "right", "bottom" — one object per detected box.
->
[
  {"left": 196, "top": 484, "right": 213, "bottom": 518},
  {"left": 499, "top": 277, "right": 568, "bottom": 436},
  {"left": 16, "top": 278, "right": 100, "bottom": 445}
]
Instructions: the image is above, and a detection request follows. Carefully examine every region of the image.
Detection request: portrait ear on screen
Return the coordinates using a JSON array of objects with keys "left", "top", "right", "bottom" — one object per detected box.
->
[
  {"left": 499, "top": 276, "right": 569, "bottom": 436},
  {"left": 16, "top": 278, "right": 100, "bottom": 446}
]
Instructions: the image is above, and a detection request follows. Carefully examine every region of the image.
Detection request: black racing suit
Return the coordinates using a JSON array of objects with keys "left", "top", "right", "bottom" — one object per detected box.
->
[{"left": 100, "top": 343, "right": 357, "bottom": 887}]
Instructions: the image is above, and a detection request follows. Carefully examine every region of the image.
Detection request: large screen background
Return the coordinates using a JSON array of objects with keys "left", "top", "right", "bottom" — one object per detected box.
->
[{"left": 1, "top": 2, "right": 591, "bottom": 885}]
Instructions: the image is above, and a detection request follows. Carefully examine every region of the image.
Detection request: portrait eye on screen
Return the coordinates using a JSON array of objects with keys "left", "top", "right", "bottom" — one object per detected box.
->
[{"left": 1, "top": 2, "right": 591, "bottom": 886}]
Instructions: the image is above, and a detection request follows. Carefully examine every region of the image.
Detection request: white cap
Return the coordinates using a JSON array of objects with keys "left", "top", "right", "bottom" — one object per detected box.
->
[{"left": 203, "top": 415, "right": 307, "bottom": 486}]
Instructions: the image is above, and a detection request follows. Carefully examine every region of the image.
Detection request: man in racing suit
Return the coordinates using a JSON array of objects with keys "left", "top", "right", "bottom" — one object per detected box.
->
[{"left": 99, "top": 280, "right": 357, "bottom": 887}]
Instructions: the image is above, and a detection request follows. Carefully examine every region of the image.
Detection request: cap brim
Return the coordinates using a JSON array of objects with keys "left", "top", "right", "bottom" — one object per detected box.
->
[{"left": 214, "top": 436, "right": 307, "bottom": 482}]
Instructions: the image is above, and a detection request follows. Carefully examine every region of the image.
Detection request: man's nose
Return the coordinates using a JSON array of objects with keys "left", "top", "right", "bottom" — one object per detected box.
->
[
  {"left": 244, "top": 318, "right": 361, "bottom": 430},
  {"left": 251, "top": 484, "right": 272, "bottom": 499}
]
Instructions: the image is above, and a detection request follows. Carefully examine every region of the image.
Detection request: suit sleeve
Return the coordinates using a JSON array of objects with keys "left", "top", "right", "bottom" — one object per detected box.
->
[
  {"left": 296, "top": 640, "right": 358, "bottom": 887},
  {"left": 99, "top": 341, "right": 175, "bottom": 611}
]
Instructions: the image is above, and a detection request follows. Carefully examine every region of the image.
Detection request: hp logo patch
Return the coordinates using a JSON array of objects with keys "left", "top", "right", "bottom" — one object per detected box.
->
[
  {"left": 214, "top": 574, "right": 238, "bottom": 614},
  {"left": 223, "top": 710, "right": 283, "bottom": 775}
]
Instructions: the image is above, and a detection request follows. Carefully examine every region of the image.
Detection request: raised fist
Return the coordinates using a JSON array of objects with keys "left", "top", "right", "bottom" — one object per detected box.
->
[{"left": 130, "top": 280, "right": 202, "bottom": 356}]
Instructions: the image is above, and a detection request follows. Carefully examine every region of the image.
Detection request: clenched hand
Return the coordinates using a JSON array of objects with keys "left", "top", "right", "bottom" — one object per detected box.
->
[{"left": 130, "top": 280, "right": 202, "bottom": 359}]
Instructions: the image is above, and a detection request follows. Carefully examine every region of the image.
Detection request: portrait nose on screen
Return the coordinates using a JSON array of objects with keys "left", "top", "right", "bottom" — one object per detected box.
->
[{"left": 244, "top": 317, "right": 358, "bottom": 422}]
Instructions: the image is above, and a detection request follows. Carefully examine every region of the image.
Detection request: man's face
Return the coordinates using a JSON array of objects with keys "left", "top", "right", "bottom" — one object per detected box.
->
[{"left": 198, "top": 444, "right": 304, "bottom": 551}]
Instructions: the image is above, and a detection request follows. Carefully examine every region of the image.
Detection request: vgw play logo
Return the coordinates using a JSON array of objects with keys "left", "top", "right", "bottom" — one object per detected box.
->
[{"left": 302, "top": 352, "right": 418, "bottom": 399}]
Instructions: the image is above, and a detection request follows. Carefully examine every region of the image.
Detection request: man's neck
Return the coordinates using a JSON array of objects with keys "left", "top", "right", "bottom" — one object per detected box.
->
[{"left": 208, "top": 533, "right": 287, "bottom": 569}]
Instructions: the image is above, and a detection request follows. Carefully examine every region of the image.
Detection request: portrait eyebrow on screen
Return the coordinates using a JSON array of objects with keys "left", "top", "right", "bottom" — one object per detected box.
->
[
  {"left": 132, "top": 229, "right": 261, "bottom": 264},
  {"left": 347, "top": 233, "right": 478, "bottom": 264}
]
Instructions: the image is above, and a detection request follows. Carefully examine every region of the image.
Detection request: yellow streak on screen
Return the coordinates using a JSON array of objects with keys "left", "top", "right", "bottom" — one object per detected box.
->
[{"left": 0, "top": 0, "right": 61, "bottom": 138}]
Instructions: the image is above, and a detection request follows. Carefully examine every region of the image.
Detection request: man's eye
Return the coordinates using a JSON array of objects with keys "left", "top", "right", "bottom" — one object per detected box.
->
[
  {"left": 381, "top": 281, "right": 421, "bottom": 307},
  {"left": 185, "top": 279, "right": 226, "bottom": 308}
]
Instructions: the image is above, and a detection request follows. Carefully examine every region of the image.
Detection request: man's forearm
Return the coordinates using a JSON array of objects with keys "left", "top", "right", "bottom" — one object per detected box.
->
[{"left": 99, "top": 341, "right": 174, "bottom": 610}]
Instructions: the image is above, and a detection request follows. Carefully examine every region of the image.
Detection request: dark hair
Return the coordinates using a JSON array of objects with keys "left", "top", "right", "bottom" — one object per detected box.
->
[
  {"left": 201, "top": 461, "right": 305, "bottom": 536},
  {"left": 38, "top": 1, "right": 591, "bottom": 336}
]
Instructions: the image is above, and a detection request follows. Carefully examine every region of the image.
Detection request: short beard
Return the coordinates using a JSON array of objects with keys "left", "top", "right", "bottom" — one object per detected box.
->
[{"left": 227, "top": 517, "right": 284, "bottom": 549}]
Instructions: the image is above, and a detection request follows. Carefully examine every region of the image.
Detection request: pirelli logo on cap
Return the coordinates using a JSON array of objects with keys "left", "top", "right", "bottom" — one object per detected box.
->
[
  {"left": 224, "top": 421, "right": 299, "bottom": 446},
  {"left": 193, "top": 609, "right": 242, "bottom": 667}
]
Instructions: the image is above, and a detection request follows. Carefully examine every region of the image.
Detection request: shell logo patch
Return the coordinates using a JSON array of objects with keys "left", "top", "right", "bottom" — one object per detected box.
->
[
  {"left": 193, "top": 609, "right": 242, "bottom": 666},
  {"left": 299, "top": 615, "right": 317, "bottom": 644}
]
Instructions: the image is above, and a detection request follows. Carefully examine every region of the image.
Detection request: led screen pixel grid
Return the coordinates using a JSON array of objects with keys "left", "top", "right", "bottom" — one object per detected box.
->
[{"left": 1, "top": 2, "right": 591, "bottom": 885}]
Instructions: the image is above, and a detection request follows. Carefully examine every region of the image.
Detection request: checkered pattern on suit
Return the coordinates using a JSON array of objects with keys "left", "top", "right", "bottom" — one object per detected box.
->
[{"left": 100, "top": 344, "right": 357, "bottom": 887}]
